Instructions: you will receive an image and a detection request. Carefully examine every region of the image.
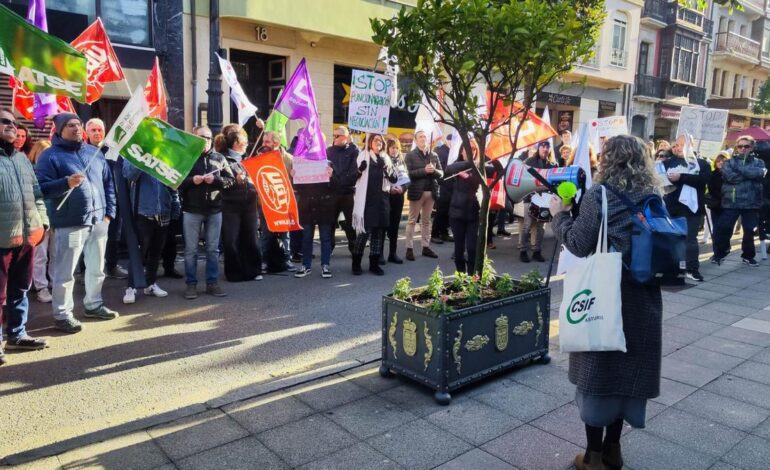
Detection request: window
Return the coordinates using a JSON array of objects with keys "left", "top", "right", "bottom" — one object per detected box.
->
[
  {"left": 101, "top": 0, "right": 151, "bottom": 46},
  {"left": 671, "top": 34, "right": 699, "bottom": 84},
  {"left": 733, "top": 74, "right": 740, "bottom": 98},
  {"left": 739, "top": 24, "right": 748, "bottom": 37},
  {"left": 611, "top": 11, "right": 628, "bottom": 67},
  {"left": 638, "top": 42, "right": 650, "bottom": 76},
  {"left": 720, "top": 71, "right": 728, "bottom": 96},
  {"left": 753, "top": 79, "right": 759, "bottom": 98},
  {"left": 711, "top": 68, "right": 720, "bottom": 95}
]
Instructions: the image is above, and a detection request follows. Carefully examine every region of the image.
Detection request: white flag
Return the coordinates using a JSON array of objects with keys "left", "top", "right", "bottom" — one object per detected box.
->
[
  {"left": 216, "top": 53, "right": 258, "bottom": 126},
  {"left": 103, "top": 87, "right": 149, "bottom": 161},
  {"left": 572, "top": 122, "right": 593, "bottom": 189},
  {"left": 543, "top": 105, "right": 554, "bottom": 151}
]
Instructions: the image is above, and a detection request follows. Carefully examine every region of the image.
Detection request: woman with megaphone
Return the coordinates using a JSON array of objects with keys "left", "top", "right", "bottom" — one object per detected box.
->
[{"left": 444, "top": 139, "right": 502, "bottom": 273}]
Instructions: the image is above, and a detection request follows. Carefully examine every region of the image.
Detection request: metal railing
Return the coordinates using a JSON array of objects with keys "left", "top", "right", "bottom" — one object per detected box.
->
[
  {"left": 641, "top": 0, "right": 668, "bottom": 23},
  {"left": 714, "top": 31, "right": 761, "bottom": 59},
  {"left": 610, "top": 48, "right": 627, "bottom": 67},
  {"left": 634, "top": 74, "right": 663, "bottom": 98},
  {"left": 667, "top": 3, "right": 713, "bottom": 37}
]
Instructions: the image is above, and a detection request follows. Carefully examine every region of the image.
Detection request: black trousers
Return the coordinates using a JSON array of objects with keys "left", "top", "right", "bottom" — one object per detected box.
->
[
  {"left": 386, "top": 192, "right": 405, "bottom": 255},
  {"left": 105, "top": 209, "right": 122, "bottom": 271},
  {"left": 450, "top": 217, "right": 479, "bottom": 273},
  {"left": 684, "top": 214, "right": 703, "bottom": 271},
  {"left": 131, "top": 216, "right": 168, "bottom": 287},
  {"left": 353, "top": 228, "right": 385, "bottom": 257},
  {"left": 714, "top": 209, "right": 758, "bottom": 260},
  {"left": 432, "top": 187, "right": 452, "bottom": 237},
  {"left": 332, "top": 193, "right": 356, "bottom": 246},
  {"left": 162, "top": 218, "right": 182, "bottom": 272},
  {"left": 760, "top": 205, "right": 770, "bottom": 241},
  {"left": 222, "top": 205, "right": 263, "bottom": 282}
]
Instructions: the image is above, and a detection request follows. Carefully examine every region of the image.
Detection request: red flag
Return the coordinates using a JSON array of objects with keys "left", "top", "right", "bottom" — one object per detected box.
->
[
  {"left": 485, "top": 94, "right": 557, "bottom": 160},
  {"left": 71, "top": 18, "right": 125, "bottom": 104},
  {"left": 241, "top": 151, "right": 302, "bottom": 232},
  {"left": 144, "top": 57, "right": 168, "bottom": 120},
  {"left": 10, "top": 77, "right": 76, "bottom": 120}
]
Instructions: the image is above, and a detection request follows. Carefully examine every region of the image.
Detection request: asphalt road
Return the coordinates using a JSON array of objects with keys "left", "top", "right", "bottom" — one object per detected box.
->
[{"left": 0, "top": 224, "right": 560, "bottom": 461}]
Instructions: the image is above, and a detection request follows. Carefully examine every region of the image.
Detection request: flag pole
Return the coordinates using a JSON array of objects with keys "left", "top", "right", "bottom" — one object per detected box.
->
[{"left": 245, "top": 110, "right": 274, "bottom": 159}]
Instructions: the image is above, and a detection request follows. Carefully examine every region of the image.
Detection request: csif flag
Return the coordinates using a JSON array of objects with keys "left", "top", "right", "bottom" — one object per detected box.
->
[
  {"left": 242, "top": 150, "right": 301, "bottom": 232},
  {"left": 144, "top": 57, "right": 167, "bottom": 120},
  {"left": 216, "top": 52, "right": 258, "bottom": 126},
  {"left": 71, "top": 18, "right": 125, "bottom": 104}
]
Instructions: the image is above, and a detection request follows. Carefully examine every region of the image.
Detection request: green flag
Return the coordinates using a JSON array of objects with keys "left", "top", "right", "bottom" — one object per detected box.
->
[
  {"left": 119, "top": 117, "right": 206, "bottom": 189},
  {"left": 0, "top": 4, "right": 88, "bottom": 102},
  {"left": 264, "top": 110, "right": 290, "bottom": 147}
]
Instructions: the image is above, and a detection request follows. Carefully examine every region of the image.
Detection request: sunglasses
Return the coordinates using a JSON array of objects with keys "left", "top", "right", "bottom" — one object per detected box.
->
[
  {"left": 736, "top": 144, "right": 752, "bottom": 149},
  {"left": 0, "top": 117, "right": 17, "bottom": 127},
  {"left": 333, "top": 134, "right": 345, "bottom": 138}
]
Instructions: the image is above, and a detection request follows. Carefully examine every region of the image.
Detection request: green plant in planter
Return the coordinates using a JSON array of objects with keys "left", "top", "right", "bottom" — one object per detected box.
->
[
  {"left": 427, "top": 295, "right": 453, "bottom": 314},
  {"left": 480, "top": 257, "right": 495, "bottom": 287},
  {"left": 426, "top": 267, "right": 444, "bottom": 298},
  {"left": 495, "top": 273, "right": 514, "bottom": 296},
  {"left": 466, "top": 275, "right": 482, "bottom": 306},
  {"left": 451, "top": 271, "right": 471, "bottom": 291},
  {"left": 393, "top": 277, "right": 412, "bottom": 301},
  {"left": 518, "top": 269, "right": 545, "bottom": 293}
]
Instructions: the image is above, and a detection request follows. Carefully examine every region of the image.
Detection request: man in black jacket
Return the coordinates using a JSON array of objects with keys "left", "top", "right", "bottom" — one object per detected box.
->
[
  {"left": 404, "top": 130, "right": 444, "bottom": 260},
  {"left": 178, "top": 126, "right": 234, "bottom": 299},
  {"left": 431, "top": 137, "right": 454, "bottom": 244},
  {"left": 327, "top": 126, "right": 359, "bottom": 252},
  {"left": 664, "top": 135, "right": 711, "bottom": 281}
]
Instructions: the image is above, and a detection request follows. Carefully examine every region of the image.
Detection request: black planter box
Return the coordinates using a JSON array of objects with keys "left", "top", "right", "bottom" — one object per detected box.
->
[{"left": 380, "top": 287, "right": 551, "bottom": 404}]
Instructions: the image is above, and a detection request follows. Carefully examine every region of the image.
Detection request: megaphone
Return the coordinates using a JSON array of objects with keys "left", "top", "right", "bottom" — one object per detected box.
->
[{"left": 504, "top": 158, "right": 586, "bottom": 203}]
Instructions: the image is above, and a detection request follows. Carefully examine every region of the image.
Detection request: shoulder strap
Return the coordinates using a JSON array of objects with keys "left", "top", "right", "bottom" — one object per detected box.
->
[{"left": 603, "top": 185, "right": 638, "bottom": 212}]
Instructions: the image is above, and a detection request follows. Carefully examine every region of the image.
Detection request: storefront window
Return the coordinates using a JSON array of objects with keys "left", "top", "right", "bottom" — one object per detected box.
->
[
  {"left": 671, "top": 35, "right": 699, "bottom": 84},
  {"left": 101, "top": 0, "right": 151, "bottom": 46}
]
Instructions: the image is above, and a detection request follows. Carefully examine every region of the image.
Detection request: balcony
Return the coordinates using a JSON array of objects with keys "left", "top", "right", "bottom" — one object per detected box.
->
[
  {"left": 634, "top": 74, "right": 706, "bottom": 105},
  {"left": 707, "top": 97, "right": 757, "bottom": 111},
  {"left": 740, "top": 0, "right": 765, "bottom": 17},
  {"left": 641, "top": 0, "right": 668, "bottom": 28},
  {"left": 634, "top": 74, "right": 664, "bottom": 100},
  {"left": 667, "top": 3, "right": 713, "bottom": 38},
  {"left": 714, "top": 32, "right": 761, "bottom": 65},
  {"left": 610, "top": 48, "right": 627, "bottom": 68}
]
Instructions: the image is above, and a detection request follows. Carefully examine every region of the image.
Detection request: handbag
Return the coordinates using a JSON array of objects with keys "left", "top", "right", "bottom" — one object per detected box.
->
[{"left": 559, "top": 186, "right": 627, "bottom": 353}]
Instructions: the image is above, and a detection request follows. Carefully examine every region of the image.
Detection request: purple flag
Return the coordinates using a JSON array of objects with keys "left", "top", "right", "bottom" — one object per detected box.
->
[
  {"left": 273, "top": 58, "right": 326, "bottom": 160},
  {"left": 27, "top": 0, "right": 57, "bottom": 128}
]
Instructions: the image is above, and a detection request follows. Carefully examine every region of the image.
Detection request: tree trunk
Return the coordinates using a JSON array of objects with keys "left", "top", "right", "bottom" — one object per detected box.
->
[{"left": 474, "top": 191, "right": 491, "bottom": 275}]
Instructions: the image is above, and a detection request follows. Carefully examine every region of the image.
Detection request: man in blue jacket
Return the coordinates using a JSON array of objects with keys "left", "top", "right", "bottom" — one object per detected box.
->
[{"left": 35, "top": 113, "right": 119, "bottom": 334}]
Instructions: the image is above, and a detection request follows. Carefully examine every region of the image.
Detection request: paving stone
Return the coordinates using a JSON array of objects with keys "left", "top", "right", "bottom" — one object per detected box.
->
[
  {"left": 56, "top": 431, "right": 168, "bottom": 470},
  {"left": 435, "top": 448, "right": 516, "bottom": 470},
  {"left": 729, "top": 360, "right": 770, "bottom": 386},
  {"left": 147, "top": 410, "right": 250, "bottom": 461},
  {"left": 708, "top": 461, "right": 742, "bottom": 470},
  {"left": 683, "top": 308, "right": 744, "bottom": 326},
  {"left": 620, "top": 430, "right": 716, "bottom": 470},
  {"left": 714, "top": 326, "right": 770, "bottom": 347},
  {"left": 661, "top": 357, "right": 723, "bottom": 387},
  {"left": 651, "top": 377, "right": 698, "bottom": 406},
  {"left": 734, "top": 288, "right": 770, "bottom": 301},
  {"left": 751, "top": 347, "right": 770, "bottom": 365},
  {"left": 258, "top": 414, "right": 357, "bottom": 467},
  {"left": 378, "top": 383, "right": 467, "bottom": 418},
  {"left": 10, "top": 456, "right": 61, "bottom": 470},
  {"left": 645, "top": 408, "right": 746, "bottom": 457},
  {"left": 508, "top": 364, "right": 573, "bottom": 400},
  {"left": 692, "top": 335, "right": 764, "bottom": 359},
  {"left": 223, "top": 393, "right": 314, "bottom": 434},
  {"left": 707, "top": 302, "right": 761, "bottom": 316},
  {"left": 529, "top": 402, "right": 586, "bottom": 447},
  {"left": 722, "top": 435, "right": 770, "bottom": 470},
  {"left": 749, "top": 310, "right": 770, "bottom": 322},
  {"left": 292, "top": 377, "right": 371, "bottom": 411},
  {"left": 674, "top": 389, "right": 770, "bottom": 431},
  {"left": 662, "top": 339, "right": 686, "bottom": 356},
  {"left": 752, "top": 417, "right": 770, "bottom": 440},
  {"left": 339, "top": 367, "right": 403, "bottom": 394},
  {"left": 720, "top": 295, "right": 770, "bottom": 309},
  {"left": 677, "top": 289, "right": 728, "bottom": 301},
  {"left": 426, "top": 398, "right": 522, "bottom": 446},
  {"left": 296, "top": 442, "right": 401, "bottom": 470},
  {"left": 732, "top": 318, "right": 770, "bottom": 335},
  {"left": 663, "top": 293, "right": 713, "bottom": 307},
  {"left": 481, "top": 424, "right": 582, "bottom": 470},
  {"left": 664, "top": 316, "right": 725, "bottom": 335},
  {"left": 175, "top": 436, "right": 287, "bottom": 470},
  {"left": 692, "top": 282, "right": 742, "bottom": 295},
  {"left": 474, "top": 382, "right": 572, "bottom": 422},
  {"left": 663, "top": 325, "right": 708, "bottom": 346},
  {"left": 325, "top": 395, "right": 417, "bottom": 439},
  {"left": 663, "top": 301, "right": 696, "bottom": 315},
  {"left": 704, "top": 375, "right": 770, "bottom": 409},
  {"left": 367, "top": 419, "right": 472, "bottom": 470},
  {"left": 666, "top": 345, "right": 745, "bottom": 372}
]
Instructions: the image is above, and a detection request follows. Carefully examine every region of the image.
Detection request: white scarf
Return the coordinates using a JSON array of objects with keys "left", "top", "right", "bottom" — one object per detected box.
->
[{"left": 353, "top": 149, "right": 371, "bottom": 235}]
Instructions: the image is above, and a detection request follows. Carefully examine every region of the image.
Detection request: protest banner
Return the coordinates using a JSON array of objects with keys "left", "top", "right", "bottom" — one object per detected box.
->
[
  {"left": 264, "top": 110, "right": 289, "bottom": 147},
  {"left": 293, "top": 158, "right": 330, "bottom": 184},
  {"left": 216, "top": 52, "right": 258, "bottom": 126},
  {"left": 677, "top": 106, "right": 728, "bottom": 159},
  {"left": 348, "top": 69, "right": 393, "bottom": 134},
  {"left": 486, "top": 97, "right": 557, "bottom": 160},
  {"left": 103, "top": 87, "right": 149, "bottom": 161},
  {"left": 588, "top": 116, "right": 628, "bottom": 151},
  {"left": 71, "top": 18, "right": 125, "bottom": 104},
  {"left": 242, "top": 150, "right": 302, "bottom": 232},
  {"left": 0, "top": 3, "right": 87, "bottom": 102},
  {"left": 145, "top": 57, "right": 167, "bottom": 120}
]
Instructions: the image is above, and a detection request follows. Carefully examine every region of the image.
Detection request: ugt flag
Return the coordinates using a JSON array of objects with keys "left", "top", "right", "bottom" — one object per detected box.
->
[
  {"left": 242, "top": 150, "right": 301, "bottom": 232},
  {"left": 10, "top": 75, "right": 74, "bottom": 121},
  {"left": 71, "top": 18, "right": 125, "bottom": 104},
  {"left": 144, "top": 57, "right": 167, "bottom": 120},
  {"left": 486, "top": 94, "right": 556, "bottom": 160},
  {"left": 273, "top": 58, "right": 325, "bottom": 160},
  {"left": 216, "top": 52, "right": 258, "bottom": 126},
  {"left": 0, "top": 3, "right": 87, "bottom": 102}
]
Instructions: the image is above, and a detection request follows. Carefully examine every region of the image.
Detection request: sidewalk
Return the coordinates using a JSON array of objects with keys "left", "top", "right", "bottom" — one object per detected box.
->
[{"left": 12, "top": 252, "right": 770, "bottom": 470}]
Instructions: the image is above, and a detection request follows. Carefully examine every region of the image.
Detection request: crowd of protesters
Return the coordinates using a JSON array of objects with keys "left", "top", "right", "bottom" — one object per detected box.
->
[{"left": 1, "top": 106, "right": 769, "bottom": 368}]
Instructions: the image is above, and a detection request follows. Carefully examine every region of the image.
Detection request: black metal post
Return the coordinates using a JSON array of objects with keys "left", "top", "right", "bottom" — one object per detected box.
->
[
  {"left": 153, "top": 0, "right": 185, "bottom": 130},
  {"left": 206, "top": 0, "right": 223, "bottom": 134}
]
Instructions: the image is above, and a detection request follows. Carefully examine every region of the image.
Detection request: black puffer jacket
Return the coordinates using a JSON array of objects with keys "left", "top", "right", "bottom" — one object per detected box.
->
[
  {"left": 179, "top": 150, "right": 234, "bottom": 215},
  {"left": 221, "top": 149, "right": 258, "bottom": 211},
  {"left": 445, "top": 160, "right": 498, "bottom": 222},
  {"left": 297, "top": 181, "right": 335, "bottom": 226},
  {"left": 327, "top": 143, "right": 359, "bottom": 195},
  {"left": 405, "top": 147, "right": 443, "bottom": 201}
]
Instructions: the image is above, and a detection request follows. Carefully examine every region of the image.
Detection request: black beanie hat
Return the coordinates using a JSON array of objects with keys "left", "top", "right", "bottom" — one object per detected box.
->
[{"left": 52, "top": 113, "right": 81, "bottom": 135}]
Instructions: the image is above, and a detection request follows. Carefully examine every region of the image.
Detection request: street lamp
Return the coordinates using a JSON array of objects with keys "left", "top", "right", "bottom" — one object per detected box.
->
[{"left": 206, "top": 0, "right": 223, "bottom": 134}]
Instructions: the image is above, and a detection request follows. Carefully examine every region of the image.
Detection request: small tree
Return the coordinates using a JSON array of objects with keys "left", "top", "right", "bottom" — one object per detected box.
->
[
  {"left": 753, "top": 78, "right": 770, "bottom": 116},
  {"left": 371, "top": 0, "right": 604, "bottom": 275}
]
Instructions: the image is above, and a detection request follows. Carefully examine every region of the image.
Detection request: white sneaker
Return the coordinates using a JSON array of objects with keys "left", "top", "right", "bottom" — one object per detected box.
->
[
  {"left": 143, "top": 283, "right": 168, "bottom": 297},
  {"left": 36, "top": 288, "right": 52, "bottom": 303},
  {"left": 123, "top": 287, "right": 136, "bottom": 304},
  {"left": 760, "top": 240, "right": 768, "bottom": 260}
]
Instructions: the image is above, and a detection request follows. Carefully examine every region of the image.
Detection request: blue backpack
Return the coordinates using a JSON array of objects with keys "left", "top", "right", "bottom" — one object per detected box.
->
[{"left": 606, "top": 186, "right": 687, "bottom": 285}]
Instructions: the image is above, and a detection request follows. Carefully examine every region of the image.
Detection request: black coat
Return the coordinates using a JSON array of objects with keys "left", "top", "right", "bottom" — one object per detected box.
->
[
  {"left": 222, "top": 150, "right": 258, "bottom": 211},
  {"left": 663, "top": 154, "right": 711, "bottom": 217},
  {"left": 361, "top": 154, "right": 397, "bottom": 230},
  {"left": 405, "top": 148, "right": 444, "bottom": 201},
  {"left": 327, "top": 143, "right": 359, "bottom": 195},
  {"left": 297, "top": 182, "right": 335, "bottom": 226},
  {"left": 445, "top": 160, "right": 497, "bottom": 222},
  {"left": 706, "top": 168, "right": 724, "bottom": 210},
  {"left": 436, "top": 144, "right": 454, "bottom": 201},
  {"left": 178, "top": 150, "right": 234, "bottom": 215}
]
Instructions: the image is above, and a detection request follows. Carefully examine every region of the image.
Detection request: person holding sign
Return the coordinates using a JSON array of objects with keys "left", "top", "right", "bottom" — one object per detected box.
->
[
  {"left": 404, "top": 130, "right": 443, "bottom": 261},
  {"left": 35, "top": 113, "right": 118, "bottom": 334}
]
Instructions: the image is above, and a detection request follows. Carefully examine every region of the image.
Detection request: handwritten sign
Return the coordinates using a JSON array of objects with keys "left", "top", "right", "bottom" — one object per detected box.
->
[
  {"left": 588, "top": 116, "right": 628, "bottom": 151},
  {"left": 292, "top": 158, "right": 330, "bottom": 185},
  {"left": 348, "top": 69, "right": 392, "bottom": 134},
  {"left": 677, "top": 106, "right": 728, "bottom": 149}
]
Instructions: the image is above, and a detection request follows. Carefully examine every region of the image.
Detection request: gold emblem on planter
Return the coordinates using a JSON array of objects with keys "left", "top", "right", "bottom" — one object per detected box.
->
[
  {"left": 402, "top": 318, "right": 417, "bottom": 357},
  {"left": 535, "top": 303, "right": 544, "bottom": 346},
  {"left": 465, "top": 335, "right": 489, "bottom": 351},
  {"left": 513, "top": 320, "right": 534, "bottom": 336},
  {"left": 423, "top": 322, "right": 433, "bottom": 371},
  {"left": 453, "top": 324, "right": 463, "bottom": 374},
  {"left": 495, "top": 315, "right": 509, "bottom": 351},
  {"left": 388, "top": 313, "right": 398, "bottom": 359}
]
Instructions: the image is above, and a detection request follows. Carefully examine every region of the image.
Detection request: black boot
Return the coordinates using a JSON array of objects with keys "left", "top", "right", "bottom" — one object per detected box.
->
[
  {"left": 379, "top": 253, "right": 387, "bottom": 265},
  {"left": 532, "top": 251, "right": 545, "bottom": 262},
  {"left": 388, "top": 251, "right": 403, "bottom": 264},
  {"left": 369, "top": 256, "right": 385, "bottom": 275},
  {"left": 352, "top": 254, "right": 363, "bottom": 275}
]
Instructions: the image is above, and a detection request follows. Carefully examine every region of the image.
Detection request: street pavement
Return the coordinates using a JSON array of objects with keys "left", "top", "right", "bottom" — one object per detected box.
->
[{"left": 6, "top": 231, "right": 770, "bottom": 469}]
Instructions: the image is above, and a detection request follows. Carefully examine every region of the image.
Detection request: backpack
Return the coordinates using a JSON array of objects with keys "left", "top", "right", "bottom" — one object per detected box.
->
[{"left": 605, "top": 186, "right": 687, "bottom": 285}]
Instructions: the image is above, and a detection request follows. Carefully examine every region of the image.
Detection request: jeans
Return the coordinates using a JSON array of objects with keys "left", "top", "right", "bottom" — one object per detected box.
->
[
  {"left": 131, "top": 216, "right": 168, "bottom": 287},
  {"left": 450, "top": 218, "right": 479, "bottom": 273},
  {"left": 183, "top": 211, "right": 222, "bottom": 285},
  {"left": 302, "top": 224, "right": 332, "bottom": 268},
  {"left": 51, "top": 222, "right": 110, "bottom": 320},
  {"left": 259, "top": 209, "right": 290, "bottom": 263},
  {"left": 405, "top": 191, "right": 434, "bottom": 250},
  {"left": 0, "top": 245, "right": 34, "bottom": 340},
  {"left": 714, "top": 209, "right": 758, "bottom": 260},
  {"left": 684, "top": 214, "right": 703, "bottom": 271},
  {"left": 518, "top": 211, "right": 545, "bottom": 252},
  {"left": 222, "top": 206, "right": 262, "bottom": 281},
  {"left": 32, "top": 230, "right": 53, "bottom": 290}
]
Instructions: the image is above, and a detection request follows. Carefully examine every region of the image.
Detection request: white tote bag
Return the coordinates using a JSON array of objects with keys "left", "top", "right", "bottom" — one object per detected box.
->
[{"left": 559, "top": 186, "right": 627, "bottom": 353}]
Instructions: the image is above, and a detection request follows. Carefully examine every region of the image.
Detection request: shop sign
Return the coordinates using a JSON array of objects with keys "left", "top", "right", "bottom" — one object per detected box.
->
[
  {"left": 556, "top": 110, "right": 574, "bottom": 133},
  {"left": 538, "top": 92, "right": 581, "bottom": 107},
  {"left": 659, "top": 106, "right": 680, "bottom": 120},
  {"left": 598, "top": 100, "right": 617, "bottom": 114}
]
